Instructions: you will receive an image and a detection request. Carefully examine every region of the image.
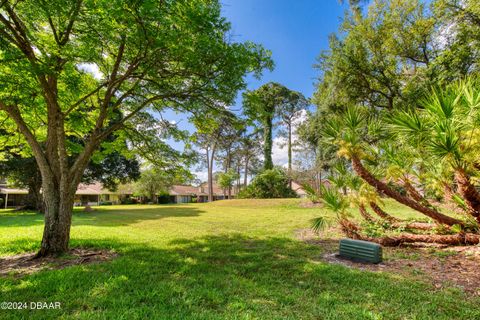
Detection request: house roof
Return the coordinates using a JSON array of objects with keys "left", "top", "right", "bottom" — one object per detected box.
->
[
  {"left": 76, "top": 182, "right": 117, "bottom": 195},
  {"left": 169, "top": 183, "right": 228, "bottom": 196},
  {"left": 169, "top": 185, "right": 199, "bottom": 196},
  {"left": 291, "top": 181, "right": 307, "bottom": 196},
  {"left": 0, "top": 181, "right": 233, "bottom": 197},
  {"left": 0, "top": 187, "right": 29, "bottom": 195},
  {"left": 0, "top": 182, "right": 119, "bottom": 196},
  {"left": 199, "top": 182, "right": 232, "bottom": 195}
]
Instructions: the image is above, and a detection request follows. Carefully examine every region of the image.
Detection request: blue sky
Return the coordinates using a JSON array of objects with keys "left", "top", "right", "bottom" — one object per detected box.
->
[
  {"left": 223, "top": 0, "right": 348, "bottom": 102},
  {"left": 168, "top": 0, "right": 349, "bottom": 178}
]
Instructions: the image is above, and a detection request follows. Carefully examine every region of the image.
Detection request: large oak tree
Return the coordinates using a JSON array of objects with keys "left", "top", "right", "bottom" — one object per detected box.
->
[{"left": 0, "top": 0, "right": 271, "bottom": 256}]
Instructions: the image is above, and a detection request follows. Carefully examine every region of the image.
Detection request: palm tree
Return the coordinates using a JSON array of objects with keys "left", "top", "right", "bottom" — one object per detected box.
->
[
  {"left": 323, "top": 106, "right": 463, "bottom": 226},
  {"left": 391, "top": 79, "right": 480, "bottom": 225}
]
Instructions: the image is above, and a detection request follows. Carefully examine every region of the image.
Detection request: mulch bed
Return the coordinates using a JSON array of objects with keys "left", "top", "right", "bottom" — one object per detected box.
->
[
  {"left": 296, "top": 228, "right": 480, "bottom": 296},
  {"left": 0, "top": 248, "right": 117, "bottom": 278}
]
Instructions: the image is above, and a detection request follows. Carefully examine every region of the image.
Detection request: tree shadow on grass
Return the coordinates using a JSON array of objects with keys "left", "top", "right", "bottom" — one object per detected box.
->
[
  {"left": 1, "top": 235, "right": 479, "bottom": 320},
  {"left": 0, "top": 205, "right": 204, "bottom": 228}
]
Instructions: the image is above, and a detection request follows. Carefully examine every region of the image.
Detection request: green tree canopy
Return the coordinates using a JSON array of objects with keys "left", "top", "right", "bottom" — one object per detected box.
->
[
  {"left": 0, "top": 0, "right": 272, "bottom": 256},
  {"left": 242, "top": 82, "right": 290, "bottom": 170},
  {"left": 238, "top": 168, "right": 297, "bottom": 199}
]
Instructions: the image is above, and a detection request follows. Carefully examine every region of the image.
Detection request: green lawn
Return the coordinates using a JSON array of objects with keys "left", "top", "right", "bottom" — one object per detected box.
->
[{"left": 0, "top": 199, "right": 478, "bottom": 319}]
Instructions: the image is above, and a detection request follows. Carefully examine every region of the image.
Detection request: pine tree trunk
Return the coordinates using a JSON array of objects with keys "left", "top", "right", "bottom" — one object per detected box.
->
[
  {"left": 288, "top": 123, "right": 292, "bottom": 189},
  {"left": 243, "top": 156, "right": 249, "bottom": 188},
  {"left": 263, "top": 116, "right": 273, "bottom": 170},
  {"left": 351, "top": 155, "right": 462, "bottom": 226},
  {"left": 208, "top": 145, "right": 216, "bottom": 202}
]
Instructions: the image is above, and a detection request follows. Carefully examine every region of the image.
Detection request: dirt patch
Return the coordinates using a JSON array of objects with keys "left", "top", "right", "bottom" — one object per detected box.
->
[
  {"left": 298, "top": 200, "right": 323, "bottom": 208},
  {"left": 0, "top": 248, "right": 117, "bottom": 277},
  {"left": 296, "top": 228, "right": 480, "bottom": 296}
]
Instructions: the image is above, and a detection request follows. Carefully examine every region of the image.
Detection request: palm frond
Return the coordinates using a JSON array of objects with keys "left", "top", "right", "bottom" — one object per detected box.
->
[{"left": 310, "top": 216, "right": 330, "bottom": 233}]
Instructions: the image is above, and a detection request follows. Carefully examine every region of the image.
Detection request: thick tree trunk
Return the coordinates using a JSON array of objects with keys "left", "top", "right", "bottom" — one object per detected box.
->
[
  {"left": 454, "top": 168, "right": 480, "bottom": 223},
  {"left": 288, "top": 123, "right": 292, "bottom": 189},
  {"left": 351, "top": 156, "right": 462, "bottom": 226},
  {"left": 26, "top": 181, "right": 44, "bottom": 213},
  {"left": 263, "top": 116, "right": 273, "bottom": 170},
  {"left": 37, "top": 187, "right": 75, "bottom": 257},
  {"left": 369, "top": 202, "right": 399, "bottom": 222}
]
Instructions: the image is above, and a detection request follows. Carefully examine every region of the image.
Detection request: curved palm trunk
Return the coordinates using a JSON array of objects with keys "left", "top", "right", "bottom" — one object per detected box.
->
[
  {"left": 351, "top": 156, "right": 462, "bottom": 226},
  {"left": 368, "top": 233, "right": 480, "bottom": 247},
  {"left": 338, "top": 215, "right": 479, "bottom": 246},
  {"left": 369, "top": 202, "right": 399, "bottom": 222},
  {"left": 359, "top": 204, "right": 375, "bottom": 223},
  {"left": 403, "top": 180, "right": 431, "bottom": 207},
  {"left": 454, "top": 168, "right": 480, "bottom": 223},
  {"left": 338, "top": 218, "right": 362, "bottom": 239},
  {"left": 391, "top": 222, "right": 435, "bottom": 231},
  {"left": 442, "top": 182, "right": 455, "bottom": 204}
]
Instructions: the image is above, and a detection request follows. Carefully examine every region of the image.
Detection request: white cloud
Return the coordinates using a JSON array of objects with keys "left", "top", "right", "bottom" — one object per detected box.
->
[
  {"left": 77, "top": 63, "right": 103, "bottom": 80},
  {"left": 272, "top": 136, "right": 288, "bottom": 167},
  {"left": 271, "top": 108, "right": 308, "bottom": 167},
  {"left": 193, "top": 171, "right": 208, "bottom": 182}
]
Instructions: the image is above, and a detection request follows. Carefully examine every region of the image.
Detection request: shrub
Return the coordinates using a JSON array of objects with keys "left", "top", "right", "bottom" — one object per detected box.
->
[
  {"left": 99, "top": 201, "right": 113, "bottom": 206},
  {"left": 157, "top": 193, "right": 171, "bottom": 204},
  {"left": 121, "top": 198, "right": 138, "bottom": 205},
  {"left": 238, "top": 168, "right": 297, "bottom": 199}
]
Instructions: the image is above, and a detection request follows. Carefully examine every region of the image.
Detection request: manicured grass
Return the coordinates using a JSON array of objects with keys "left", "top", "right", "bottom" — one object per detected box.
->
[{"left": 0, "top": 199, "right": 478, "bottom": 319}]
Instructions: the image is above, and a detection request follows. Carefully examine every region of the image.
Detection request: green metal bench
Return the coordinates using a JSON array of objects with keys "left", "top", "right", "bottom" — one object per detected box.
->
[{"left": 339, "top": 238, "right": 382, "bottom": 264}]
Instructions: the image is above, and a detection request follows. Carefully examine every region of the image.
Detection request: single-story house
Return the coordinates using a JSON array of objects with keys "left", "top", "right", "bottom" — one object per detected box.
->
[
  {"left": 0, "top": 182, "right": 133, "bottom": 209},
  {"left": 0, "top": 181, "right": 234, "bottom": 208},
  {"left": 291, "top": 180, "right": 331, "bottom": 198},
  {"left": 0, "top": 186, "right": 29, "bottom": 209},
  {"left": 291, "top": 181, "right": 308, "bottom": 198},
  {"left": 169, "top": 183, "right": 231, "bottom": 203}
]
